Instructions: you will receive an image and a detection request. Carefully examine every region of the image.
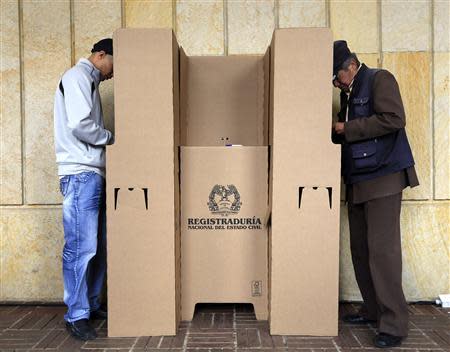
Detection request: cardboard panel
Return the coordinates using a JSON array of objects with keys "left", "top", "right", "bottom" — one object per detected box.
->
[
  {"left": 180, "top": 147, "right": 269, "bottom": 320},
  {"left": 107, "top": 29, "right": 179, "bottom": 337},
  {"left": 269, "top": 28, "right": 340, "bottom": 336},
  {"left": 180, "top": 56, "right": 267, "bottom": 146},
  {"left": 173, "top": 31, "right": 182, "bottom": 326},
  {"left": 112, "top": 29, "right": 176, "bottom": 148}
]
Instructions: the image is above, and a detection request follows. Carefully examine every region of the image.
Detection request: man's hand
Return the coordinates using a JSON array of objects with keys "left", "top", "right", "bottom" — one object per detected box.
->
[{"left": 334, "top": 122, "right": 345, "bottom": 135}]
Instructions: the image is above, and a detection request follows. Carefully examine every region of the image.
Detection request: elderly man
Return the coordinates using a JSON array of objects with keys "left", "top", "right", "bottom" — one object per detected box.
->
[
  {"left": 332, "top": 40, "right": 419, "bottom": 348},
  {"left": 54, "top": 38, "right": 114, "bottom": 341}
]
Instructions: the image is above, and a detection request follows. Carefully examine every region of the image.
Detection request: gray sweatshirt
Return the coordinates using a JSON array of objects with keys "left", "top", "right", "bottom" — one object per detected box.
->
[{"left": 54, "top": 58, "right": 114, "bottom": 178}]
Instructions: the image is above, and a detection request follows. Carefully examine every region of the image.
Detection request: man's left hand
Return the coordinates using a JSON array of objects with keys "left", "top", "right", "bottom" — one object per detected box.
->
[{"left": 334, "top": 122, "right": 345, "bottom": 135}]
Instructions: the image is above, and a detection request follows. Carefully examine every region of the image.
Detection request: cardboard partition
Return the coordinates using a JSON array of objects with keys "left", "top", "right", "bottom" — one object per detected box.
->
[
  {"left": 180, "top": 56, "right": 268, "bottom": 146},
  {"left": 106, "top": 28, "right": 180, "bottom": 337},
  {"left": 269, "top": 28, "right": 341, "bottom": 336},
  {"left": 180, "top": 147, "right": 269, "bottom": 320}
]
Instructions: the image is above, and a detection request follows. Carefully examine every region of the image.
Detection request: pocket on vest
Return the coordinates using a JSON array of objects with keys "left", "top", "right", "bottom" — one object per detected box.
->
[
  {"left": 351, "top": 139, "right": 378, "bottom": 170},
  {"left": 352, "top": 97, "right": 370, "bottom": 116}
]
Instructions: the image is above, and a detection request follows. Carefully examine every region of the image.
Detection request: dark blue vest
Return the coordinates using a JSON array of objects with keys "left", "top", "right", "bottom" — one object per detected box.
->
[{"left": 342, "top": 66, "right": 415, "bottom": 184}]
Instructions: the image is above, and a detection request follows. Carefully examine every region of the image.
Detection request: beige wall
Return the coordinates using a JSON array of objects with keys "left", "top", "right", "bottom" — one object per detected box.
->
[{"left": 0, "top": 0, "right": 448, "bottom": 302}]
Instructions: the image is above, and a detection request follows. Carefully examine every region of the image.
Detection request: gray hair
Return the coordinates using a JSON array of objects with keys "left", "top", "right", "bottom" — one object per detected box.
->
[{"left": 341, "top": 53, "right": 361, "bottom": 70}]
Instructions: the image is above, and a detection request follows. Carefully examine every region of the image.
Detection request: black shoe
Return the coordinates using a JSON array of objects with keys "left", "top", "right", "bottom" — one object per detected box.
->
[
  {"left": 374, "top": 333, "right": 403, "bottom": 348},
  {"left": 65, "top": 319, "right": 97, "bottom": 341},
  {"left": 90, "top": 307, "right": 107, "bottom": 320},
  {"left": 342, "top": 314, "right": 377, "bottom": 324}
]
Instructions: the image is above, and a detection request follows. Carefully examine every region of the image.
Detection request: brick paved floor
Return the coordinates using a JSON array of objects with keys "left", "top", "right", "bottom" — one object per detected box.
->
[{"left": 0, "top": 303, "right": 448, "bottom": 351}]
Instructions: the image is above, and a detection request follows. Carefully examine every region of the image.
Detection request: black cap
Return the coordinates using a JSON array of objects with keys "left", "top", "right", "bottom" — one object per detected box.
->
[
  {"left": 91, "top": 38, "right": 113, "bottom": 56},
  {"left": 333, "top": 40, "right": 351, "bottom": 77}
]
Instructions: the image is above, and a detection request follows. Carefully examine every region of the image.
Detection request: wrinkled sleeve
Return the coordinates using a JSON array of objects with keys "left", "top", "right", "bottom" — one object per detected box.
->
[{"left": 344, "top": 70, "right": 406, "bottom": 143}]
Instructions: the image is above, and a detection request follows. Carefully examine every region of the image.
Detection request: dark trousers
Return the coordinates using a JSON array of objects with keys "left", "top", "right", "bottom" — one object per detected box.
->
[{"left": 347, "top": 191, "right": 409, "bottom": 337}]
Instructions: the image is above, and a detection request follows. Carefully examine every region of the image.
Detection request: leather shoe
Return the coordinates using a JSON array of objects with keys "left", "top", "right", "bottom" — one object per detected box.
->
[
  {"left": 374, "top": 333, "right": 403, "bottom": 348},
  {"left": 342, "top": 314, "right": 376, "bottom": 324},
  {"left": 90, "top": 307, "right": 107, "bottom": 320},
  {"left": 65, "top": 319, "right": 97, "bottom": 341}
]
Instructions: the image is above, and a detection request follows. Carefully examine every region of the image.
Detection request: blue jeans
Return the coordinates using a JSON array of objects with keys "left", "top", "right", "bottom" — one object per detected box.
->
[{"left": 59, "top": 171, "right": 106, "bottom": 322}]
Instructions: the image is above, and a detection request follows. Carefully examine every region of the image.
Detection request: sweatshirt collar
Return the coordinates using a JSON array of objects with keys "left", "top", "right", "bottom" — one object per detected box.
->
[{"left": 78, "top": 58, "right": 101, "bottom": 83}]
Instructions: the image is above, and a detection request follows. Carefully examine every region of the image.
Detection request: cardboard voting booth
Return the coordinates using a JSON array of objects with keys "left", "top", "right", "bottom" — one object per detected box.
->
[{"left": 107, "top": 27, "right": 340, "bottom": 338}]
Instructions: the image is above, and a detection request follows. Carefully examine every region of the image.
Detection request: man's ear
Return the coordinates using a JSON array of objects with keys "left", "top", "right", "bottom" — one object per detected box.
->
[{"left": 97, "top": 50, "right": 106, "bottom": 59}]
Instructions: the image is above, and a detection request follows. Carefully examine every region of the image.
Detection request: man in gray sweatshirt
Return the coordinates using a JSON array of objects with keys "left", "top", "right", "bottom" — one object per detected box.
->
[{"left": 54, "top": 38, "right": 114, "bottom": 341}]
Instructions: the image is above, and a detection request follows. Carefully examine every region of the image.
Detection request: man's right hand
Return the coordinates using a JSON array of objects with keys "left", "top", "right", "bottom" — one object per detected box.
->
[{"left": 334, "top": 122, "right": 345, "bottom": 135}]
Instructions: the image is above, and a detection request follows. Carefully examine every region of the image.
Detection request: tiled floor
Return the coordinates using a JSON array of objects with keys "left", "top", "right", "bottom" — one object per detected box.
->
[{"left": 0, "top": 303, "right": 448, "bottom": 351}]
